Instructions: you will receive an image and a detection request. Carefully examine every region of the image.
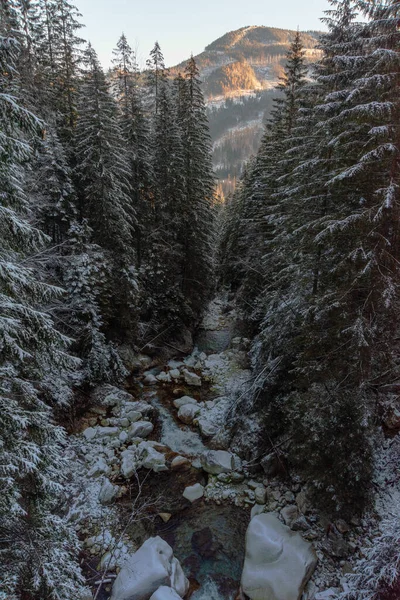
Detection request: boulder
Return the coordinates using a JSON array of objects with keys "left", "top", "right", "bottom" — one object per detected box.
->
[
  {"left": 128, "top": 421, "right": 154, "bottom": 439},
  {"left": 183, "top": 483, "right": 204, "bottom": 502},
  {"left": 149, "top": 588, "right": 182, "bottom": 600},
  {"left": 197, "top": 417, "right": 219, "bottom": 437},
  {"left": 97, "top": 427, "right": 120, "bottom": 438},
  {"left": 171, "top": 456, "right": 191, "bottom": 471},
  {"left": 98, "top": 478, "right": 120, "bottom": 505},
  {"left": 139, "top": 442, "right": 168, "bottom": 473},
  {"left": 201, "top": 450, "right": 234, "bottom": 475},
  {"left": 121, "top": 449, "right": 139, "bottom": 479},
  {"left": 122, "top": 401, "right": 154, "bottom": 416},
  {"left": 178, "top": 404, "right": 201, "bottom": 424},
  {"left": 170, "top": 557, "right": 189, "bottom": 597},
  {"left": 173, "top": 396, "right": 198, "bottom": 409},
  {"left": 241, "top": 513, "right": 317, "bottom": 600},
  {"left": 182, "top": 369, "right": 202, "bottom": 387},
  {"left": 126, "top": 410, "right": 142, "bottom": 423},
  {"left": 110, "top": 537, "right": 189, "bottom": 600}
]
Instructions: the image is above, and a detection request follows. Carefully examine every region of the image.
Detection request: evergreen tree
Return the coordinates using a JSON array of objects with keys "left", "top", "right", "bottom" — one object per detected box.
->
[
  {"left": 146, "top": 40, "right": 167, "bottom": 114},
  {"left": 112, "top": 33, "right": 153, "bottom": 268},
  {"left": 0, "top": 27, "right": 85, "bottom": 600},
  {"left": 178, "top": 56, "right": 216, "bottom": 322},
  {"left": 141, "top": 80, "right": 186, "bottom": 333},
  {"left": 75, "top": 44, "right": 138, "bottom": 338}
]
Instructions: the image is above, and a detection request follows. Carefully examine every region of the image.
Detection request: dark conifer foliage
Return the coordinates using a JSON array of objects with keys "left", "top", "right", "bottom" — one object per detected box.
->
[
  {"left": 0, "top": 5, "right": 216, "bottom": 597},
  {"left": 221, "top": 1, "right": 400, "bottom": 513}
]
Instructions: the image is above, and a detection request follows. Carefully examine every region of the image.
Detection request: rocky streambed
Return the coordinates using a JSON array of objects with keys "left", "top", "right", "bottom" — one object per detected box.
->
[{"left": 65, "top": 298, "right": 378, "bottom": 600}]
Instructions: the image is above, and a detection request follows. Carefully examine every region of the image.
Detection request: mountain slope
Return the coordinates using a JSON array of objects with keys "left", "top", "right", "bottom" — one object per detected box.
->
[{"left": 172, "top": 26, "right": 322, "bottom": 198}]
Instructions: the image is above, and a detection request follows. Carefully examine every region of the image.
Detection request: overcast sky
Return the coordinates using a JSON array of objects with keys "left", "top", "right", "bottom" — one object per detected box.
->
[{"left": 74, "top": 0, "right": 333, "bottom": 68}]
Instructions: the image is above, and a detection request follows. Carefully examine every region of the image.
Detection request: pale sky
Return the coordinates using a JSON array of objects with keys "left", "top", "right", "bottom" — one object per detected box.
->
[{"left": 74, "top": 0, "right": 332, "bottom": 68}]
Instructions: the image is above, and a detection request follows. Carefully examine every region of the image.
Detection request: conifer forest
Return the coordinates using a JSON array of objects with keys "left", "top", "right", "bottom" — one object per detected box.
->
[{"left": 1, "top": 1, "right": 400, "bottom": 599}]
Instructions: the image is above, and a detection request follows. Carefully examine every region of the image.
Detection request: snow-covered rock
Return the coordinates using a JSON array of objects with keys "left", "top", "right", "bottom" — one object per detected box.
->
[
  {"left": 149, "top": 587, "right": 181, "bottom": 600},
  {"left": 197, "top": 417, "right": 219, "bottom": 437},
  {"left": 170, "top": 557, "right": 189, "bottom": 597},
  {"left": 97, "top": 426, "right": 120, "bottom": 438},
  {"left": 110, "top": 537, "right": 188, "bottom": 600},
  {"left": 157, "top": 371, "right": 172, "bottom": 383},
  {"left": 241, "top": 513, "right": 317, "bottom": 600},
  {"left": 201, "top": 450, "right": 234, "bottom": 474},
  {"left": 183, "top": 483, "right": 204, "bottom": 502},
  {"left": 182, "top": 369, "right": 202, "bottom": 387},
  {"left": 144, "top": 374, "right": 158, "bottom": 386},
  {"left": 173, "top": 396, "right": 198, "bottom": 409},
  {"left": 169, "top": 369, "right": 181, "bottom": 380},
  {"left": 178, "top": 404, "right": 201, "bottom": 424},
  {"left": 83, "top": 427, "right": 97, "bottom": 441},
  {"left": 121, "top": 448, "right": 139, "bottom": 479},
  {"left": 128, "top": 421, "right": 154, "bottom": 439},
  {"left": 88, "top": 457, "right": 111, "bottom": 477},
  {"left": 139, "top": 442, "right": 168, "bottom": 473},
  {"left": 98, "top": 478, "right": 120, "bottom": 505}
]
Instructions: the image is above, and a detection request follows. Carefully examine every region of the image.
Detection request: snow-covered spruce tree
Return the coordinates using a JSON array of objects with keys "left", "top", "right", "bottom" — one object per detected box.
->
[
  {"left": 0, "top": 28, "right": 85, "bottom": 600},
  {"left": 249, "top": 0, "right": 400, "bottom": 513},
  {"left": 231, "top": 31, "right": 309, "bottom": 330},
  {"left": 75, "top": 43, "right": 138, "bottom": 339},
  {"left": 140, "top": 79, "right": 186, "bottom": 335},
  {"left": 64, "top": 221, "right": 127, "bottom": 384},
  {"left": 178, "top": 56, "right": 216, "bottom": 323},
  {"left": 112, "top": 33, "right": 153, "bottom": 269},
  {"left": 146, "top": 40, "right": 168, "bottom": 115}
]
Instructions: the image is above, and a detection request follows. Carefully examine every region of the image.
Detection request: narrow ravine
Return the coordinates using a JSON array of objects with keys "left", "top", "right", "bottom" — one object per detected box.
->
[{"left": 66, "top": 297, "right": 375, "bottom": 600}]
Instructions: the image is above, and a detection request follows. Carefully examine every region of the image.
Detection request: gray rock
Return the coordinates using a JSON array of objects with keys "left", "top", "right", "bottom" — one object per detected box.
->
[
  {"left": 128, "top": 421, "right": 154, "bottom": 439},
  {"left": 144, "top": 374, "right": 158, "bottom": 386},
  {"left": 281, "top": 505, "right": 300, "bottom": 528},
  {"left": 255, "top": 487, "right": 268, "bottom": 505},
  {"left": 88, "top": 457, "right": 111, "bottom": 477},
  {"left": 197, "top": 417, "right": 219, "bottom": 437},
  {"left": 120, "top": 449, "right": 139, "bottom": 479},
  {"left": 98, "top": 478, "right": 119, "bottom": 505},
  {"left": 201, "top": 450, "right": 234, "bottom": 474},
  {"left": 173, "top": 395, "right": 198, "bottom": 409},
  {"left": 241, "top": 513, "right": 317, "bottom": 600},
  {"left": 169, "top": 369, "right": 181, "bottom": 380},
  {"left": 183, "top": 483, "right": 204, "bottom": 502},
  {"left": 83, "top": 427, "right": 97, "bottom": 441},
  {"left": 296, "top": 490, "right": 311, "bottom": 514},
  {"left": 182, "top": 369, "right": 202, "bottom": 387},
  {"left": 178, "top": 404, "right": 201, "bottom": 424},
  {"left": 110, "top": 537, "right": 189, "bottom": 600},
  {"left": 171, "top": 456, "right": 191, "bottom": 471},
  {"left": 139, "top": 442, "right": 167, "bottom": 473},
  {"left": 150, "top": 587, "right": 182, "bottom": 600},
  {"left": 126, "top": 410, "right": 142, "bottom": 423},
  {"left": 96, "top": 427, "right": 120, "bottom": 438},
  {"left": 156, "top": 371, "right": 171, "bottom": 383}
]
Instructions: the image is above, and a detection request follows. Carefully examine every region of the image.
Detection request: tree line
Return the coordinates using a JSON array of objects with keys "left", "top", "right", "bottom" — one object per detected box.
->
[
  {"left": 220, "top": 0, "right": 400, "bottom": 515},
  {"left": 0, "top": 1, "right": 215, "bottom": 597}
]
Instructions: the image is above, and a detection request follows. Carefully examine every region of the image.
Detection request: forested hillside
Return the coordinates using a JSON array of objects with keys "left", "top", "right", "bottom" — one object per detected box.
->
[{"left": 1, "top": 1, "right": 400, "bottom": 600}]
